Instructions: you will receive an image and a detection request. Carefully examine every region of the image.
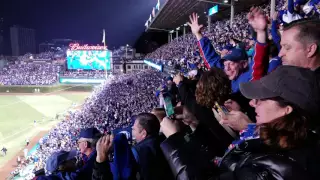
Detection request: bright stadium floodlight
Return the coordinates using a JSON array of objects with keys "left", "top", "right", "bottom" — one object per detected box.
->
[
  {"left": 224, "top": 0, "right": 228, "bottom": 3},
  {"left": 184, "top": 23, "right": 188, "bottom": 26},
  {"left": 176, "top": 27, "right": 180, "bottom": 30}
]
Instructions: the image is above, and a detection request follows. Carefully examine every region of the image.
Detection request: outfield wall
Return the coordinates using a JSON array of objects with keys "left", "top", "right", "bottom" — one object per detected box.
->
[{"left": 0, "top": 84, "right": 94, "bottom": 93}]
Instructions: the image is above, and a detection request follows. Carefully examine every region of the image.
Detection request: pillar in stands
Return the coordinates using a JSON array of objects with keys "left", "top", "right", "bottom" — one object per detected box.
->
[
  {"left": 176, "top": 27, "right": 180, "bottom": 39},
  {"left": 230, "top": 0, "right": 235, "bottom": 26},
  {"left": 270, "top": 0, "right": 276, "bottom": 18}
]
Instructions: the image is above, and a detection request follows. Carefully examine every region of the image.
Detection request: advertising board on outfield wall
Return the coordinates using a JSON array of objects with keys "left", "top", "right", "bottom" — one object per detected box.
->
[{"left": 59, "top": 78, "right": 105, "bottom": 84}]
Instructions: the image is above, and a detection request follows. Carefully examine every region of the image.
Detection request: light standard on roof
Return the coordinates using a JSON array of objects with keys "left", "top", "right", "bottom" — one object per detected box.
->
[
  {"left": 176, "top": 27, "right": 180, "bottom": 39},
  {"left": 126, "top": 44, "right": 129, "bottom": 59}
]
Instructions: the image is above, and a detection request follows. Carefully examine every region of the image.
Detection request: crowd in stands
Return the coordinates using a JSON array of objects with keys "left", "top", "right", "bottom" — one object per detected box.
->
[
  {"left": 60, "top": 71, "right": 107, "bottom": 79},
  {"left": 18, "top": 52, "right": 56, "bottom": 61},
  {"left": 0, "top": 61, "right": 60, "bottom": 85},
  {"left": 145, "top": 0, "right": 320, "bottom": 71},
  {"left": 0, "top": 56, "right": 110, "bottom": 85},
  {"left": 10, "top": 71, "right": 162, "bottom": 179},
  {"left": 5, "top": 0, "right": 320, "bottom": 180}
]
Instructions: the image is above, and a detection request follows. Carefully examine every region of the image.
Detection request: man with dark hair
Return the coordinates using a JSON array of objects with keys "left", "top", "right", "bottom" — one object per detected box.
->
[
  {"left": 132, "top": 113, "right": 160, "bottom": 142},
  {"left": 132, "top": 113, "right": 173, "bottom": 180},
  {"left": 254, "top": 10, "right": 320, "bottom": 71},
  {"left": 279, "top": 18, "right": 320, "bottom": 71}
]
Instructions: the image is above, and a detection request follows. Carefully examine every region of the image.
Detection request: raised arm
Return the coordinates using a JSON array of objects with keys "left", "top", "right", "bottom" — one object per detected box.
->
[
  {"left": 188, "top": 13, "right": 223, "bottom": 69},
  {"left": 247, "top": 7, "right": 270, "bottom": 81}
]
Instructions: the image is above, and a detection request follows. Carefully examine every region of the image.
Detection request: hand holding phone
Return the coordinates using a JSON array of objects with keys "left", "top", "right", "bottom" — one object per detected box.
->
[
  {"left": 161, "top": 93, "right": 175, "bottom": 119},
  {"left": 215, "top": 102, "right": 229, "bottom": 116},
  {"left": 160, "top": 117, "right": 180, "bottom": 138}
]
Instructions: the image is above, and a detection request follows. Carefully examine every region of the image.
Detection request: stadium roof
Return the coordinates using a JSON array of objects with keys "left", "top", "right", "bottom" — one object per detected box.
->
[{"left": 146, "top": 0, "right": 268, "bottom": 31}]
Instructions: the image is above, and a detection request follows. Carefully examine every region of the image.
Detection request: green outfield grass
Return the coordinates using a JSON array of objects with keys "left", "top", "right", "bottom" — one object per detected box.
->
[{"left": 0, "top": 92, "right": 90, "bottom": 168}]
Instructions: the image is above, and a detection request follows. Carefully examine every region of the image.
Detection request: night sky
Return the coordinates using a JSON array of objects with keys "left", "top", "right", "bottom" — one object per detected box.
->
[{"left": 0, "top": 0, "right": 166, "bottom": 52}]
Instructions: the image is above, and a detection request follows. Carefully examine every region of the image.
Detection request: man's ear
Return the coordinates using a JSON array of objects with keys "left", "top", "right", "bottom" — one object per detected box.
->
[
  {"left": 307, "top": 43, "right": 318, "bottom": 58},
  {"left": 141, "top": 129, "right": 147, "bottom": 139},
  {"left": 240, "top": 60, "right": 248, "bottom": 69},
  {"left": 84, "top": 141, "right": 89, "bottom": 148}
]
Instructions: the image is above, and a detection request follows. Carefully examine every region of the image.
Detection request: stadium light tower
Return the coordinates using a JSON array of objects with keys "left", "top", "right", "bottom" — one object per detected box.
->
[
  {"left": 176, "top": 27, "right": 180, "bottom": 39},
  {"left": 183, "top": 23, "right": 188, "bottom": 37},
  {"left": 126, "top": 44, "right": 129, "bottom": 59}
]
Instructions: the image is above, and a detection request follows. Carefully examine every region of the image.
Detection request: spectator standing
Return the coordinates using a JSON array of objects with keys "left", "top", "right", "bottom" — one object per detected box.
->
[
  {"left": 1, "top": 147, "right": 7, "bottom": 156},
  {"left": 17, "top": 156, "right": 21, "bottom": 165},
  {"left": 131, "top": 113, "right": 173, "bottom": 180},
  {"left": 23, "top": 148, "right": 28, "bottom": 159},
  {"left": 74, "top": 128, "right": 100, "bottom": 180}
]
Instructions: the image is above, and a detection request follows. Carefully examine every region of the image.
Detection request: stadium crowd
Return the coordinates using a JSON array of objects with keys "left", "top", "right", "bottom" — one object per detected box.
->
[
  {"left": 145, "top": 0, "right": 320, "bottom": 71},
  {"left": 0, "top": 61, "right": 60, "bottom": 85},
  {"left": 60, "top": 71, "right": 107, "bottom": 79},
  {"left": 10, "top": 71, "right": 162, "bottom": 179},
  {"left": 17, "top": 52, "right": 55, "bottom": 61},
  {"left": 5, "top": 0, "right": 320, "bottom": 180}
]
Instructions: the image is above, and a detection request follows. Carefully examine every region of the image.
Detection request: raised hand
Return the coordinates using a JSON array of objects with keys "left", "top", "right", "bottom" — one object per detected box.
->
[
  {"left": 219, "top": 110, "right": 252, "bottom": 131},
  {"left": 187, "top": 13, "right": 203, "bottom": 40},
  {"left": 96, "top": 135, "right": 113, "bottom": 163},
  {"left": 247, "top": 7, "right": 268, "bottom": 33}
]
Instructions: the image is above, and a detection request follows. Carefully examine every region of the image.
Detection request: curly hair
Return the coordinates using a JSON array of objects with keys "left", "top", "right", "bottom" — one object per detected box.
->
[
  {"left": 259, "top": 97, "right": 309, "bottom": 149},
  {"left": 195, "top": 68, "right": 231, "bottom": 108}
]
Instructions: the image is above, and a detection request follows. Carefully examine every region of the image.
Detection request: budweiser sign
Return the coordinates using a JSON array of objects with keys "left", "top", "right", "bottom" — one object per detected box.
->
[{"left": 69, "top": 43, "right": 107, "bottom": 51}]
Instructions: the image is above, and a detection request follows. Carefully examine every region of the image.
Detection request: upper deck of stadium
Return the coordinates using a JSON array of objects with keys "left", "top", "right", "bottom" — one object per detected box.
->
[{"left": 146, "top": 0, "right": 269, "bottom": 31}]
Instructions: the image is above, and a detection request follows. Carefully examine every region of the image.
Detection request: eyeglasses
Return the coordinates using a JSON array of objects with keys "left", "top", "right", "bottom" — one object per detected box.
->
[{"left": 77, "top": 140, "right": 86, "bottom": 145}]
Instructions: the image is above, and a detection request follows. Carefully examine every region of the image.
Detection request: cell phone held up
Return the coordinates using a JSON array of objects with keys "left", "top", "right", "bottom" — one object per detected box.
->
[
  {"left": 215, "top": 102, "right": 229, "bottom": 115},
  {"left": 161, "top": 93, "right": 175, "bottom": 119}
]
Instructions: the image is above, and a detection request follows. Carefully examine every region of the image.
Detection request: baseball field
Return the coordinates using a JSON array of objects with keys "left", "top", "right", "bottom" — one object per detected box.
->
[{"left": 0, "top": 88, "right": 90, "bottom": 178}]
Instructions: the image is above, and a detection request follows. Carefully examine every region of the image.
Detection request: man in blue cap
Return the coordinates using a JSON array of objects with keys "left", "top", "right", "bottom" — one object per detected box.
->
[{"left": 75, "top": 127, "right": 101, "bottom": 179}]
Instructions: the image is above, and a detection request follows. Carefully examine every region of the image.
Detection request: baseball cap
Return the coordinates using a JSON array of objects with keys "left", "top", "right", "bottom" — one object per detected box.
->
[
  {"left": 79, "top": 128, "right": 101, "bottom": 139},
  {"left": 240, "top": 66, "right": 320, "bottom": 116},
  {"left": 221, "top": 48, "right": 248, "bottom": 62},
  {"left": 46, "top": 150, "right": 77, "bottom": 173}
]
